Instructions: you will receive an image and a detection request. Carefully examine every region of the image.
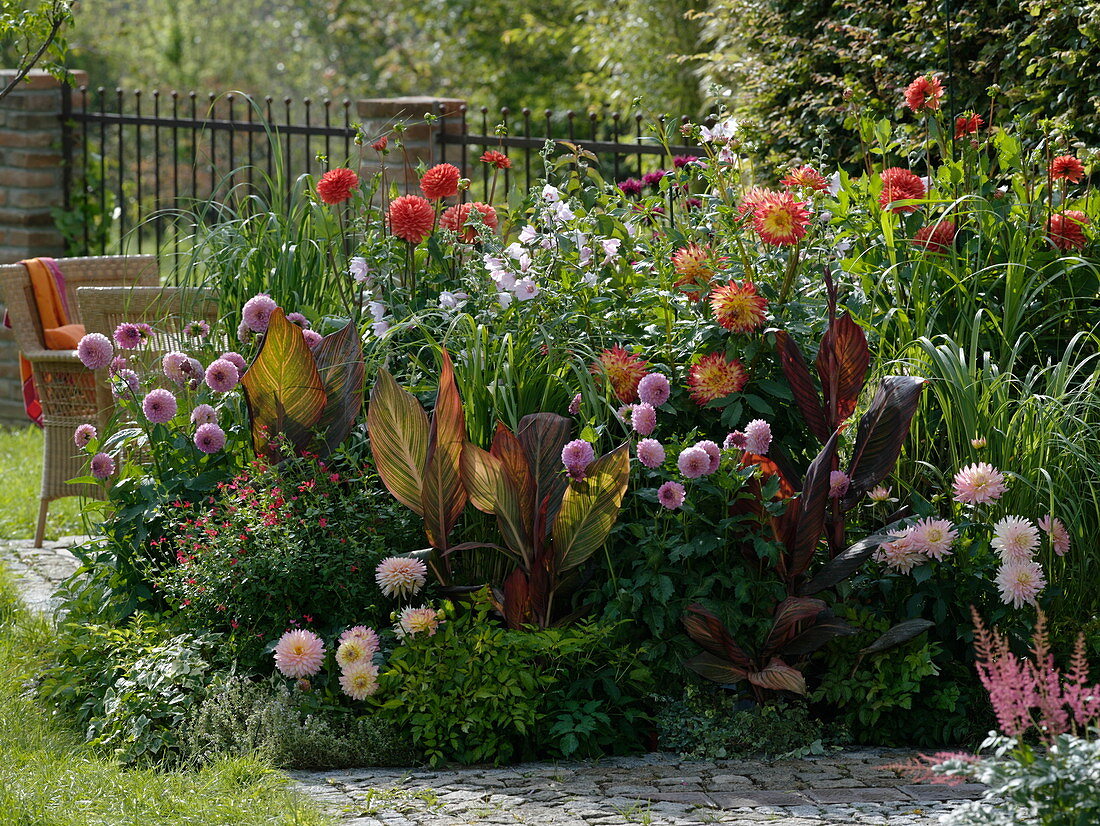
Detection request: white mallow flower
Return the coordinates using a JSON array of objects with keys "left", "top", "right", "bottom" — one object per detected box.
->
[
  {"left": 835, "top": 238, "right": 852, "bottom": 256},
  {"left": 541, "top": 185, "right": 561, "bottom": 203},
  {"left": 573, "top": 230, "right": 587, "bottom": 248},
  {"left": 553, "top": 201, "right": 575, "bottom": 222},
  {"left": 517, "top": 252, "right": 532, "bottom": 273},
  {"left": 504, "top": 242, "right": 526, "bottom": 260},
  {"left": 513, "top": 277, "right": 539, "bottom": 301},
  {"left": 700, "top": 117, "right": 738, "bottom": 143},
  {"left": 625, "top": 221, "right": 640, "bottom": 237},
  {"left": 539, "top": 236, "right": 554, "bottom": 250},
  {"left": 349, "top": 256, "right": 370, "bottom": 283},
  {"left": 439, "top": 291, "right": 468, "bottom": 309},
  {"left": 600, "top": 238, "right": 621, "bottom": 262},
  {"left": 371, "top": 320, "right": 390, "bottom": 337},
  {"left": 493, "top": 269, "right": 517, "bottom": 291},
  {"left": 718, "top": 147, "right": 736, "bottom": 165},
  {"left": 578, "top": 246, "right": 593, "bottom": 267},
  {"left": 483, "top": 254, "right": 506, "bottom": 271},
  {"left": 497, "top": 291, "right": 513, "bottom": 309},
  {"left": 368, "top": 301, "right": 386, "bottom": 322},
  {"left": 582, "top": 272, "right": 598, "bottom": 287},
  {"left": 519, "top": 224, "right": 539, "bottom": 243}
]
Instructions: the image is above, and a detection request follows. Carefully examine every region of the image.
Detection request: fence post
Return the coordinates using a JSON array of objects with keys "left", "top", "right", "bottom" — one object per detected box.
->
[
  {"left": 356, "top": 96, "right": 465, "bottom": 193},
  {"left": 0, "top": 69, "right": 86, "bottom": 425},
  {"left": 0, "top": 69, "right": 86, "bottom": 264}
]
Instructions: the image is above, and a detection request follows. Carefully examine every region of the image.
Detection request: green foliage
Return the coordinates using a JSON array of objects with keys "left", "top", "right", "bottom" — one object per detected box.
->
[
  {"left": 655, "top": 686, "right": 829, "bottom": 759},
  {"left": 183, "top": 677, "right": 417, "bottom": 769},
  {"left": 0, "top": 0, "right": 72, "bottom": 102},
  {"left": 41, "top": 608, "right": 216, "bottom": 765},
  {"left": 154, "top": 444, "right": 415, "bottom": 662},
  {"left": 379, "top": 591, "right": 652, "bottom": 765}
]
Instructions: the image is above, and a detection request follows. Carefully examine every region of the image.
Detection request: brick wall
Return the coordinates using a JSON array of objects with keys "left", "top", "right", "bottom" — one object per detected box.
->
[
  {"left": 357, "top": 97, "right": 465, "bottom": 192},
  {"left": 0, "top": 70, "right": 86, "bottom": 427}
]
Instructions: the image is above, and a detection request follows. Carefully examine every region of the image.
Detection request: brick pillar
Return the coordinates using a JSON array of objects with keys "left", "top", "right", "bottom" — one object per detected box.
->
[
  {"left": 356, "top": 96, "right": 465, "bottom": 193},
  {"left": 0, "top": 69, "right": 86, "bottom": 425}
]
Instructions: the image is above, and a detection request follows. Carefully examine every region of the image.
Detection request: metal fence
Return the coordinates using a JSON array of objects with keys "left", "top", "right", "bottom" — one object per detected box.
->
[{"left": 59, "top": 85, "right": 710, "bottom": 259}]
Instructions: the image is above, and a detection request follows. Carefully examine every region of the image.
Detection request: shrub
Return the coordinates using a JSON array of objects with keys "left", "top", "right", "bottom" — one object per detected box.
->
[
  {"left": 183, "top": 677, "right": 417, "bottom": 769},
  {"left": 378, "top": 591, "right": 652, "bottom": 765},
  {"left": 655, "top": 686, "right": 829, "bottom": 759},
  {"left": 154, "top": 441, "right": 416, "bottom": 663}
]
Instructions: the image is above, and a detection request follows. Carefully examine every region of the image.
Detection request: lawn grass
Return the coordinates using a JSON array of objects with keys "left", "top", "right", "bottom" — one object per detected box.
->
[
  {"left": 0, "top": 426, "right": 88, "bottom": 541},
  {"left": 0, "top": 563, "right": 332, "bottom": 826}
]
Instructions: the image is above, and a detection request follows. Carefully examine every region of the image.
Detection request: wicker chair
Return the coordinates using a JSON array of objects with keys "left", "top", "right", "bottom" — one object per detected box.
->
[
  {"left": 0, "top": 255, "right": 159, "bottom": 546},
  {"left": 77, "top": 286, "right": 222, "bottom": 433}
]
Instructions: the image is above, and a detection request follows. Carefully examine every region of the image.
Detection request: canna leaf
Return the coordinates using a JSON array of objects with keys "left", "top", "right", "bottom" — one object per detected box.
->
[
  {"left": 491, "top": 423, "right": 536, "bottom": 541},
  {"left": 552, "top": 444, "right": 631, "bottom": 573},
  {"left": 845, "top": 375, "right": 926, "bottom": 500},
  {"left": 799, "top": 531, "right": 897, "bottom": 595},
  {"left": 682, "top": 603, "right": 754, "bottom": 669},
  {"left": 241, "top": 308, "right": 326, "bottom": 462},
  {"left": 780, "top": 614, "right": 860, "bottom": 656},
  {"left": 366, "top": 367, "right": 429, "bottom": 516},
  {"left": 773, "top": 329, "right": 829, "bottom": 443},
  {"left": 460, "top": 441, "right": 533, "bottom": 567},
  {"left": 785, "top": 430, "right": 840, "bottom": 578},
  {"left": 861, "top": 619, "right": 935, "bottom": 655},
  {"left": 816, "top": 312, "right": 870, "bottom": 427},
  {"left": 516, "top": 413, "right": 571, "bottom": 530},
  {"left": 684, "top": 652, "right": 749, "bottom": 685},
  {"left": 311, "top": 320, "right": 365, "bottom": 457},
  {"left": 421, "top": 350, "right": 469, "bottom": 550},
  {"left": 762, "top": 596, "right": 827, "bottom": 656},
  {"left": 746, "top": 658, "right": 808, "bottom": 695}
]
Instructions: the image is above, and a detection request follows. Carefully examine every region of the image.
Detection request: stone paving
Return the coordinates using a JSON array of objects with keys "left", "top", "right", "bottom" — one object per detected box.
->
[{"left": 1, "top": 536, "right": 991, "bottom": 825}]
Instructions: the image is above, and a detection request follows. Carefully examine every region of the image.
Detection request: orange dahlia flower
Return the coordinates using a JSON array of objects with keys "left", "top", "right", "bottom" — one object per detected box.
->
[
  {"left": 781, "top": 165, "right": 829, "bottom": 192},
  {"left": 1049, "top": 155, "right": 1086, "bottom": 184},
  {"left": 954, "top": 113, "right": 983, "bottom": 139},
  {"left": 420, "top": 163, "right": 461, "bottom": 199},
  {"left": 480, "top": 150, "right": 512, "bottom": 170},
  {"left": 671, "top": 243, "right": 720, "bottom": 301},
  {"left": 904, "top": 74, "right": 944, "bottom": 112},
  {"left": 591, "top": 346, "right": 650, "bottom": 403},
  {"left": 687, "top": 353, "right": 747, "bottom": 405},
  {"left": 710, "top": 282, "right": 768, "bottom": 333},
  {"left": 440, "top": 202, "right": 498, "bottom": 243},
  {"left": 387, "top": 195, "right": 435, "bottom": 245},
  {"left": 912, "top": 220, "right": 957, "bottom": 253},
  {"left": 752, "top": 191, "right": 810, "bottom": 245}
]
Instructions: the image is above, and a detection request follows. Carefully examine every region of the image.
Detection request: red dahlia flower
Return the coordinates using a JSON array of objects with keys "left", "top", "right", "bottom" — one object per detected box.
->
[
  {"left": 387, "top": 195, "right": 435, "bottom": 245},
  {"left": 954, "top": 114, "right": 983, "bottom": 139},
  {"left": 1048, "top": 211, "right": 1089, "bottom": 251},
  {"left": 420, "top": 163, "right": 461, "bottom": 199},
  {"left": 904, "top": 74, "right": 944, "bottom": 112},
  {"left": 480, "top": 150, "right": 511, "bottom": 169},
  {"left": 316, "top": 168, "right": 359, "bottom": 204},
  {"left": 879, "top": 168, "right": 926, "bottom": 213},
  {"left": 781, "top": 165, "right": 829, "bottom": 192},
  {"left": 1050, "top": 155, "right": 1086, "bottom": 184},
  {"left": 912, "top": 220, "right": 957, "bottom": 253},
  {"left": 440, "top": 202, "right": 498, "bottom": 243}
]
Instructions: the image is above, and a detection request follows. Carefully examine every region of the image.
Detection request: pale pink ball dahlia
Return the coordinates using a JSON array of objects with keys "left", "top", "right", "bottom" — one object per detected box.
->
[
  {"left": 242, "top": 293, "right": 278, "bottom": 333},
  {"left": 205, "top": 358, "right": 240, "bottom": 393},
  {"left": 637, "top": 373, "right": 671, "bottom": 407},
  {"left": 142, "top": 388, "right": 178, "bottom": 424},
  {"left": 631, "top": 402, "right": 657, "bottom": 436},
  {"left": 220, "top": 351, "right": 248, "bottom": 374},
  {"left": 677, "top": 446, "right": 710, "bottom": 479},
  {"left": 744, "top": 419, "right": 772, "bottom": 455},
  {"left": 657, "top": 480, "right": 686, "bottom": 510},
  {"left": 562, "top": 439, "right": 595, "bottom": 480},
  {"left": 190, "top": 404, "right": 217, "bottom": 426},
  {"left": 77, "top": 333, "right": 114, "bottom": 370},
  {"left": 636, "top": 438, "right": 665, "bottom": 469},
  {"left": 695, "top": 440, "right": 721, "bottom": 475},
  {"left": 375, "top": 556, "right": 428, "bottom": 599},
  {"left": 162, "top": 351, "right": 191, "bottom": 383},
  {"left": 194, "top": 423, "right": 226, "bottom": 454},
  {"left": 73, "top": 423, "right": 97, "bottom": 449},
  {"left": 723, "top": 430, "right": 747, "bottom": 451},
  {"left": 829, "top": 470, "right": 850, "bottom": 498},
  {"left": 90, "top": 451, "right": 115, "bottom": 480},
  {"left": 273, "top": 629, "right": 325, "bottom": 678}
]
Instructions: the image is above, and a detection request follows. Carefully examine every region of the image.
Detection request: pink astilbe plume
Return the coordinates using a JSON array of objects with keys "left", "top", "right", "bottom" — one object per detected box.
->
[{"left": 971, "top": 608, "right": 1100, "bottom": 741}]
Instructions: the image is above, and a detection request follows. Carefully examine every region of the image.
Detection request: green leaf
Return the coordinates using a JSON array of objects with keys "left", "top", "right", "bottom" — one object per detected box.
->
[
  {"left": 552, "top": 444, "right": 630, "bottom": 573},
  {"left": 241, "top": 307, "right": 326, "bottom": 462},
  {"left": 366, "top": 367, "right": 430, "bottom": 516}
]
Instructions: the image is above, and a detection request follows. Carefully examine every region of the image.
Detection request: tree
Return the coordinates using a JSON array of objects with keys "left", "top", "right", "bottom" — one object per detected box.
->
[{"left": 0, "top": 0, "right": 74, "bottom": 103}]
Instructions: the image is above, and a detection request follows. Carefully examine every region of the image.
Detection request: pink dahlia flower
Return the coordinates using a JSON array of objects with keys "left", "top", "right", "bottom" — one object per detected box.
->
[
  {"left": 637, "top": 373, "right": 671, "bottom": 406},
  {"left": 339, "top": 661, "right": 380, "bottom": 700},
  {"left": 743, "top": 419, "right": 772, "bottom": 455},
  {"left": 111, "top": 369, "right": 140, "bottom": 398},
  {"left": 142, "top": 388, "right": 178, "bottom": 424},
  {"left": 677, "top": 446, "right": 710, "bottom": 479},
  {"left": 636, "top": 439, "right": 665, "bottom": 469},
  {"left": 162, "top": 351, "right": 191, "bottom": 383},
  {"left": 220, "top": 351, "right": 247, "bottom": 374},
  {"left": 568, "top": 393, "right": 582, "bottom": 415},
  {"left": 73, "top": 423, "right": 97, "bottom": 449},
  {"left": 190, "top": 404, "right": 217, "bottom": 426},
  {"left": 874, "top": 528, "right": 926, "bottom": 574},
  {"left": 562, "top": 439, "right": 595, "bottom": 480},
  {"left": 657, "top": 481, "right": 686, "bottom": 510},
  {"left": 77, "top": 333, "right": 114, "bottom": 370},
  {"left": 113, "top": 322, "right": 148, "bottom": 349},
  {"left": 995, "top": 561, "right": 1046, "bottom": 609},
  {"left": 631, "top": 403, "right": 657, "bottom": 436},
  {"left": 909, "top": 517, "right": 957, "bottom": 561},
  {"left": 285, "top": 311, "right": 310, "bottom": 328},
  {"left": 829, "top": 470, "right": 850, "bottom": 498},
  {"left": 695, "top": 440, "right": 721, "bottom": 475},
  {"left": 273, "top": 629, "right": 325, "bottom": 678},
  {"left": 1039, "top": 515, "right": 1071, "bottom": 557},
  {"left": 339, "top": 626, "right": 380, "bottom": 654},
  {"left": 335, "top": 636, "right": 373, "bottom": 669},
  {"left": 724, "top": 430, "right": 747, "bottom": 451},
  {"left": 991, "top": 516, "right": 1039, "bottom": 563},
  {"left": 204, "top": 358, "right": 239, "bottom": 393},
  {"left": 194, "top": 423, "right": 226, "bottom": 454},
  {"left": 952, "top": 462, "right": 1007, "bottom": 505},
  {"left": 396, "top": 606, "right": 442, "bottom": 637},
  {"left": 242, "top": 293, "right": 278, "bottom": 333},
  {"left": 90, "top": 451, "right": 115, "bottom": 479},
  {"left": 302, "top": 329, "right": 322, "bottom": 348},
  {"left": 375, "top": 556, "right": 428, "bottom": 599}
]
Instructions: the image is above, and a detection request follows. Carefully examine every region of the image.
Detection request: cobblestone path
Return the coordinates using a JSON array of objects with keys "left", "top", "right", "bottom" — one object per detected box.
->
[{"left": 2, "top": 537, "right": 987, "bottom": 825}]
